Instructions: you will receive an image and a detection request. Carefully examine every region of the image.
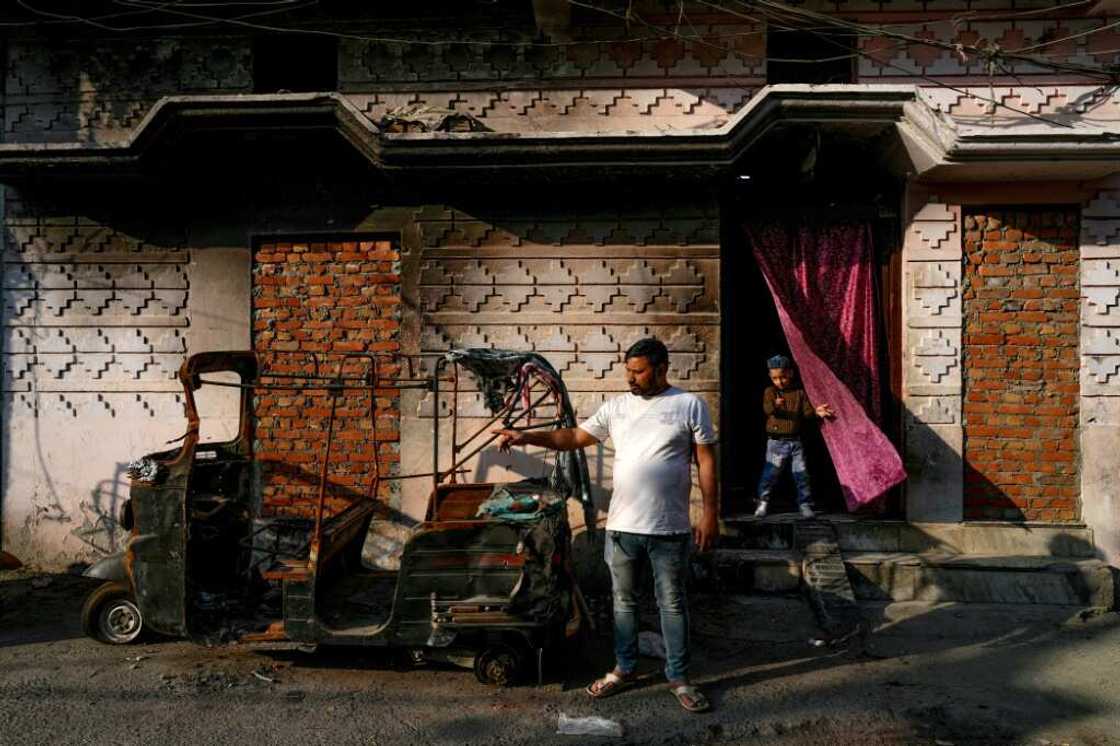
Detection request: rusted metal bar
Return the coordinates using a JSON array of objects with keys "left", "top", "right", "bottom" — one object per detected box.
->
[
  {"left": 311, "top": 379, "right": 342, "bottom": 560},
  {"left": 313, "top": 352, "right": 382, "bottom": 552},
  {"left": 390, "top": 469, "right": 467, "bottom": 481},
  {"left": 196, "top": 377, "right": 384, "bottom": 393},
  {"left": 503, "top": 419, "right": 563, "bottom": 431},
  {"left": 453, "top": 402, "right": 516, "bottom": 453},
  {"left": 452, "top": 377, "right": 558, "bottom": 453},
  {"left": 357, "top": 355, "right": 380, "bottom": 502},
  {"left": 259, "top": 371, "right": 372, "bottom": 382},
  {"left": 432, "top": 357, "right": 443, "bottom": 495},
  {"left": 196, "top": 376, "right": 433, "bottom": 393},
  {"left": 438, "top": 389, "right": 553, "bottom": 481},
  {"left": 449, "top": 364, "right": 460, "bottom": 484}
]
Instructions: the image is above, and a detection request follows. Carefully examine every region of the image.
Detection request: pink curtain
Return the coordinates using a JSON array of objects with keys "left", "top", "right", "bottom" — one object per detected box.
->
[{"left": 747, "top": 221, "right": 906, "bottom": 510}]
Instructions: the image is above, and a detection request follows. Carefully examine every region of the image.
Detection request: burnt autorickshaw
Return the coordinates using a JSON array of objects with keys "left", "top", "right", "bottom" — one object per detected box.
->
[{"left": 81, "top": 349, "right": 593, "bottom": 685}]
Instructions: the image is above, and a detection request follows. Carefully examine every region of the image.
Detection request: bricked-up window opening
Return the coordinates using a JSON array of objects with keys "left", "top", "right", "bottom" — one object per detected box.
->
[
  {"left": 962, "top": 208, "right": 1080, "bottom": 522},
  {"left": 252, "top": 239, "right": 401, "bottom": 519},
  {"left": 766, "top": 26, "right": 855, "bottom": 85},
  {"left": 253, "top": 35, "right": 338, "bottom": 93}
]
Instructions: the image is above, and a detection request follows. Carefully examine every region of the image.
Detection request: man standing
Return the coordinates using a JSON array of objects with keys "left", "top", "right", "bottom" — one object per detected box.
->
[{"left": 495, "top": 338, "right": 718, "bottom": 713}]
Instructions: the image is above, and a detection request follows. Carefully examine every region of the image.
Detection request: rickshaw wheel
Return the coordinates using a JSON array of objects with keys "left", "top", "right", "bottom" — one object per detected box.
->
[
  {"left": 473, "top": 644, "right": 522, "bottom": 687},
  {"left": 81, "top": 581, "right": 144, "bottom": 645}
]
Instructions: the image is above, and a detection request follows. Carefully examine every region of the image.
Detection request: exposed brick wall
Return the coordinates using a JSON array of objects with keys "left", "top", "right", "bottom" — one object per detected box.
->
[
  {"left": 962, "top": 208, "right": 1080, "bottom": 522},
  {"left": 252, "top": 240, "right": 401, "bottom": 518}
]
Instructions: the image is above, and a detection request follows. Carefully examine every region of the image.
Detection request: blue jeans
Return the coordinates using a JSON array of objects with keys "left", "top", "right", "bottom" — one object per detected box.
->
[
  {"left": 758, "top": 438, "right": 813, "bottom": 507},
  {"left": 605, "top": 530, "right": 690, "bottom": 682}
]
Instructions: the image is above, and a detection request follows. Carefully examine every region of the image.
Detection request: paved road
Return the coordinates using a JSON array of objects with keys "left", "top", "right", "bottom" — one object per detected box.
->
[{"left": 2, "top": 568, "right": 1118, "bottom": 745}]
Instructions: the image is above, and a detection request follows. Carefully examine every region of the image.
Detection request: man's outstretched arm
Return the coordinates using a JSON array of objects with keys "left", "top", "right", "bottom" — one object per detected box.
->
[{"left": 493, "top": 426, "right": 599, "bottom": 452}]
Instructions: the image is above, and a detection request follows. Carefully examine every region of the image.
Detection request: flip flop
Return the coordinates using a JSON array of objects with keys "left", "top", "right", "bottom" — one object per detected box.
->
[
  {"left": 669, "top": 684, "right": 711, "bottom": 713},
  {"left": 586, "top": 671, "right": 636, "bottom": 699}
]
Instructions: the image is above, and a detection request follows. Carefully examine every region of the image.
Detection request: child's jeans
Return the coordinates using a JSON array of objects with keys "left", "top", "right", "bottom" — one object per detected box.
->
[{"left": 758, "top": 437, "right": 813, "bottom": 506}]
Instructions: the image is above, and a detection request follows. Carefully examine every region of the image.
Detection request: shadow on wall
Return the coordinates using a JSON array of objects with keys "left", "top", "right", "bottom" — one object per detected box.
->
[
  {"left": 73, "top": 462, "right": 133, "bottom": 556},
  {"left": 906, "top": 416, "right": 1031, "bottom": 523},
  {"left": 256, "top": 457, "right": 413, "bottom": 521}
]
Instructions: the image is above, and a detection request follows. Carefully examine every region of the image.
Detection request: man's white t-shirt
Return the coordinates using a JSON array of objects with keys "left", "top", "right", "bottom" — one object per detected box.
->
[{"left": 579, "top": 386, "right": 716, "bottom": 536}]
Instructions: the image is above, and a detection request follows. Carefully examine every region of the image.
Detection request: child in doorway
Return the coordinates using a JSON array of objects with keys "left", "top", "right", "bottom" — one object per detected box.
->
[{"left": 755, "top": 354, "right": 834, "bottom": 519}]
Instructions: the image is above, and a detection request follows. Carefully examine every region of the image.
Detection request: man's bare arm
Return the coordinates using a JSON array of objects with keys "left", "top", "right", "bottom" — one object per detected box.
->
[
  {"left": 493, "top": 426, "right": 599, "bottom": 452},
  {"left": 693, "top": 443, "right": 719, "bottom": 553}
]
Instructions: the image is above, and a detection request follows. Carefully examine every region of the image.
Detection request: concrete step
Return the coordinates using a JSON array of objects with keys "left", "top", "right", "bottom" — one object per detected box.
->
[
  {"left": 845, "top": 552, "right": 1115, "bottom": 607},
  {"left": 710, "top": 548, "right": 1116, "bottom": 608},
  {"left": 711, "top": 548, "right": 801, "bottom": 593},
  {"left": 722, "top": 515, "right": 1100, "bottom": 558}
]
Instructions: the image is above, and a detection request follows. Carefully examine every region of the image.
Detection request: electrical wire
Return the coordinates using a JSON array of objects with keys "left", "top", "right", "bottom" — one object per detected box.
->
[
  {"left": 636, "top": 0, "right": 1098, "bottom": 30},
  {"left": 573, "top": 0, "right": 1062, "bottom": 128},
  {"left": 135, "top": 0, "right": 766, "bottom": 50},
  {"left": 12, "top": 0, "right": 319, "bottom": 32},
  {"left": 5, "top": 0, "right": 767, "bottom": 49},
  {"left": 11, "top": 0, "right": 1119, "bottom": 79},
  {"left": 565, "top": 0, "right": 1114, "bottom": 127},
  {"left": 125, "top": 1, "right": 309, "bottom": 6},
  {"left": 736, "top": 0, "right": 1119, "bottom": 82},
  {"left": 1013, "top": 17, "right": 1120, "bottom": 54},
  {"left": 700, "top": 0, "right": 1085, "bottom": 129},
  {"left": 9, "top": 0, "right": 1120, "bottom": 94},
  {"left": 568, "top": 0, "right": 885, "bottom": 65},
  {"left": 0, "top": 0, "right": 173, "bottom": 28},
  {"left": 947, "top": 0, "right": 1094, "bottom": 23}
]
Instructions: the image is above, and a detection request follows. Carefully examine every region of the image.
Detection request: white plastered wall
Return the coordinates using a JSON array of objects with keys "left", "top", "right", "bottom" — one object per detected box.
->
[{"left": 0, "top": 195, "right": 249, "bottom": 568}]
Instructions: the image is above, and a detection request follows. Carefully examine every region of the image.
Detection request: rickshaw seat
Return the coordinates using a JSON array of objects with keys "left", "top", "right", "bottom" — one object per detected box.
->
[
  {"left": 260, "top": 500, "right": 377, "bottom": 586},
  {"left": 317, "top": 498, "right": 379, "bottom": 571}
]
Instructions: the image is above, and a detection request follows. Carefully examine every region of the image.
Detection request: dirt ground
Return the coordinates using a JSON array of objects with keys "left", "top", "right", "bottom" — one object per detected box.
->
[{"left": 1, "top": 566, "right": 1118, "bottom": 746}]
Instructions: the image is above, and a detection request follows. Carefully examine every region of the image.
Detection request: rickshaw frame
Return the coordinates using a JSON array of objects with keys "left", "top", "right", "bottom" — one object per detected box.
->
[{"left": 82, "top": 348, "right": 592, "bottom": 685}]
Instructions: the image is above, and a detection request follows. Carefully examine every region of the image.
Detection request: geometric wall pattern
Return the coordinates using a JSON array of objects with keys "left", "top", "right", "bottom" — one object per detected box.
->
[
  {"left": 4, "top": 38, "right": 251, "bottom": 144},
  {"left": 7, "top": 15, "right": 1120, "bottom": 147},
  {"left": 860, "top": 18, "right": 1120, "bottom": 81},
  {"left": 901, "top": 196, "right": 964, "bottom": 522},
  {"left": 3, "top": 203, "right": 190, "bottom": 402},
  {"left": 347, "top": 88, "right": 757, "bottom": 134},
  {"left": 1, "top": 189, "right": 192, "bottom": 566},
  {"left": 338, "top": 24, "right": 766, "bottom": 86},
  {"left": 1081, "top": 185, "right": 1120, "bottom": 408},
  {"left": 419, "top": 258, "right": 707, "bottom": 315},
  {"left": 413, "top": 207, "right": 720, "bottom": 422},
  {"left": 414, "top": 211, "right": 720, "bottom": 250}
]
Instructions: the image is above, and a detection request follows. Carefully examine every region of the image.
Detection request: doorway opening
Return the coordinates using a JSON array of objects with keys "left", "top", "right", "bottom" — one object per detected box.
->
[{"left": 720, "top": 127, "right": 904, "bottom": 518}]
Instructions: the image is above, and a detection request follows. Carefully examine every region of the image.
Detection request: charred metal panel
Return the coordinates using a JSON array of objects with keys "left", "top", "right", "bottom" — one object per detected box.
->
[
  {"left": 282, "top": 579, "right": 316, "bottom": 641},
  {"left": 128, "top": 466, "right": 190, "bottom": 636},
  {"left": 387, "top": 505, "right": 573, "bottom": 645}
]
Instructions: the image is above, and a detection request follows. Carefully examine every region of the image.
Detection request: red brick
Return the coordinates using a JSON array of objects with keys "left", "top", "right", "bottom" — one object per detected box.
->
[
  {"left": 963, "top": 208, "right": 1079, "bottom": 523},
  {"left": 253, "top": 239, "right": 402, "bottom": 516}
]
